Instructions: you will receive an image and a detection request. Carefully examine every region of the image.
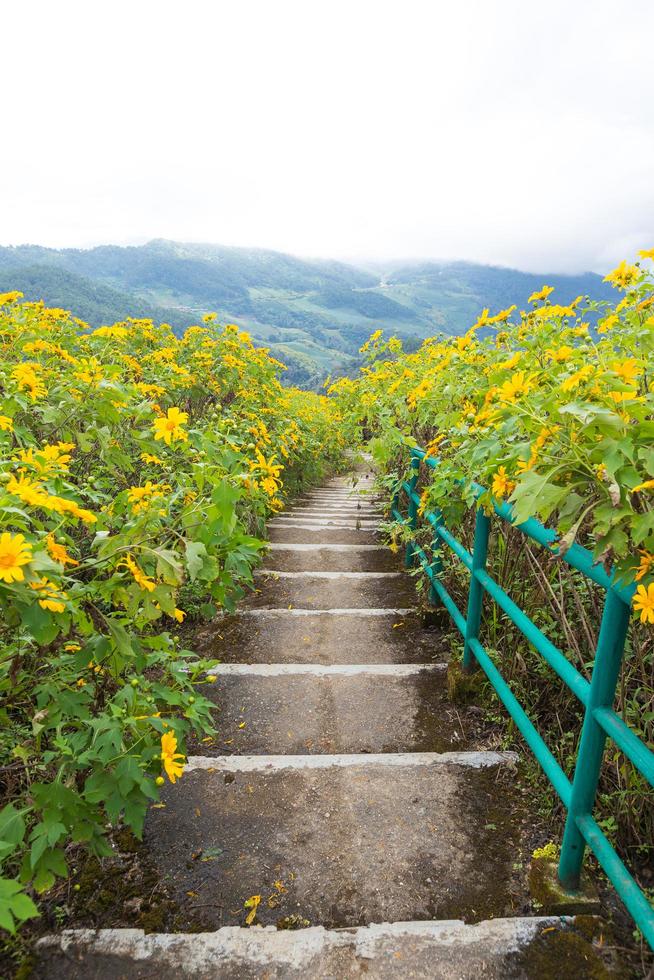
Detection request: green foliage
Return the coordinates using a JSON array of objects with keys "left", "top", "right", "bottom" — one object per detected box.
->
[
  {"left": 0, "top": 294, "right": 346, "bottom": 931},
  {"left": 332, "top": 251, "right": 654, "bottom": 868}
]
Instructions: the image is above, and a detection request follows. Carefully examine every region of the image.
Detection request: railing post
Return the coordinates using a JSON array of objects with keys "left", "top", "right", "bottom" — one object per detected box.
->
[
  {"left": 405, "top": 454, "right": 420, "bottom": 567},
  {"left": 558, "top": 587, "right": 631, "bottom": 890},
  {"left": 462, "top": 505, "right": 490, "bottom": 672}
]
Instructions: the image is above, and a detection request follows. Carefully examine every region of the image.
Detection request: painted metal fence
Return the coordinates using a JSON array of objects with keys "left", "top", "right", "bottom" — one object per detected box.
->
[{"left": 393, "top": 446, "right": 654, "bottom": 947}]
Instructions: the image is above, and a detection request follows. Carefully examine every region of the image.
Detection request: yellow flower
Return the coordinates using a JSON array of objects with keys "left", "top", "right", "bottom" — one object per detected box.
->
[
  {"left": 633, "top": 583, "right": 654, "bottom": 624},
  {"left": 424, "top": 433, "right": 445, "bottom": 458},
  {"left": 127, "top": 481, "right": 170, "bottom": 514},
  {"left": 491, "top": 466, "right": 515, "bottom": 499},
  {"left": 604, "top": 260, "right": 640, "bottom": 290},
  {"left": 160, "top": 731, "right": 185, "bottom": 783},
  {"left": 636, "top": 551, "right": 654, "bottom": 582},
  {"left": 561, "top": 365, "right": 594, "bottom": 392},
  {"left": 0, "top": 415, "right": 13, "bottom": 432},
  {"left": 597, "top": 314, "right": 619, "bottom": 334},
  {"left": 528, "top": 285, "right": 554, "bottom": 304},
  {"left": 637, "top": 248, "right": 654, "bottom": 261},
  {"left": 487, "top": 305, "right": 516, "bottom": 325},
  {"left": 119, "top": 554, "right": 156, "bottom": 592},
  {"left": 29, "top": 576, "right": 67, "bottom": 613},
  {"left": 545, "top": 345, "right": 574, "bottom": 363},
  {"left": 497, "top": 352, "right": 522, "bottom": 372},
  {"left": 249, "top": 450, "right": 283, "bottom": 492},
  {"left": 45, "top": 533, "right": 78, "bottom": 567},
  {"left": 0, "top": 291, "right": 24, "bottom": 305},
  {"left": 610, "top": 359, "right": 640, "bottom": 384},
  {"left": 6, "top": 474, "right": 50, "bottom": 508},
  {"left": 0, "top": 532, "right": 33, "bottom": 583},
  {"left": 632, "top": 479, "right": 654, "bottom": 493},
  {"left": 12, "top": 363, "right": 46, "bottom": 400},
  {"left": 471, "top": 310, "right": 489, "bottom": 331},
  {"left": 498, "top": 370, "right": 534, "bottom": 403},
  {"left": 153, "top": 406, "right": 189, "bottom": 445},
  {"left": 140, "top": 452, "right": 164, "bottom": 465},
  {"left": 173, "top": 607, "right": 186, "bottom": 623}
]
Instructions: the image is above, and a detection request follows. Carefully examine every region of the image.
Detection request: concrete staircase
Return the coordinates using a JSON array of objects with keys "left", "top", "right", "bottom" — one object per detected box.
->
[{"left": 36, "top": 464, "right": 606, "bottom": 978}]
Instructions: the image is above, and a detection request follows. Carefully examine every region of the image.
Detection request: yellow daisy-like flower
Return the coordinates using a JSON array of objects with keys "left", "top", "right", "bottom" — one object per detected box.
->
[
  {"left": 118, "top": 553, "right": 156, "bottom": 592},
  {"left": 610, "top": 359, "right": 640, "bottom": 384},
  {"left": 498, "top": 370, "right": 534, "bottom": 404},
  {"left": 0, "top": 532, "right": 33, "bottom": 583},
  {"left": 0, "top": 415, "right": 13, "bottom": 432},
  {"left": 635, "top": 551, "right": 654, "bottom": 582},
  {"left": 153, "top": 406, "right": 189, "bottom": 445},
  {"left": 0, "top": 290, "right": 23, "bottom": 305},
  {"left": 528, "top": 285, "right": 554, "bottom": 304},
  {"left": 127, "top": 481, "right": 170, "bottom": 514},
  {"left": 637, "top": 248, "right": 654, "bottom": 261},
  {"left": 491, "top": 466, "right": 515, "bottom": 499},
  {"left": 545, "top": 345, "right": 574, "bottom": 363},
  {"left": 632, "top": 479, "right": 654, "bottom": 493},
  {"left": 140, "top": 452, "right": 164, "bottom": 466},
  {"left": 45, "top": 533, "right": 79, "bottom": 567},
  {"left": 29, "top": 576, "right": 67, "bottom": 613},
  {"left": 633, "top": 583, "right": 654, "bottom": 625},
  {"left": 604, "top": 260, "right": 640, "bottom": 290},
  {"left": 160, "top": 731, "right": 185, "bottom": 783},
  {"left": 173, "top": 607, "right": 186, "bottom": 623},
  {"left": 6, "top": 474, "right": 50, "bottom": 508}
]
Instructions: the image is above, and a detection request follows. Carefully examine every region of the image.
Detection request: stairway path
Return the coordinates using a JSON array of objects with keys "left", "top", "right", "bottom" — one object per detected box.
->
[{"left": 36, "top": 463, "right": 607, "bottom": 978}]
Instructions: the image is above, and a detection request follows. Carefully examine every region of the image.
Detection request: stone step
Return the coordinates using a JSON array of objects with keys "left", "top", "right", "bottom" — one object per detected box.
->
[
  {"left": 35, "top": 916, "right": 608, "bottom": 979},
  {"left": 140, "top": 753, "right": 521, "bottom": 931},
  {"left": 199, "top": 664, "right": 465, "bottom": 755},
  {"left": 294, "top": 504, "right": 379, "bottom": 511},
  {"left": 268, "top": 525, "right": 381, "bottom": 544},
  {"left": 284, "top": 514, "right": 385, "bottom": 523},
  {"left": 242, "top": 572, "right": 416, "bottom": 610},
  {"left": 263, "top": 544, "right": 399, "bottom": 573},
  {"left": 270, "top": 517, "right": 381, "bottom": 529},
  {"left": 200, "top": 609, "right": 441, "bottom": 664}
]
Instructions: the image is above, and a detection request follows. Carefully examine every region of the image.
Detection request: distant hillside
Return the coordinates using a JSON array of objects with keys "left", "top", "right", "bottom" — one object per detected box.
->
[
  {"left": 0, "top": 264, "right": 190, "bottom": 331},
  {"left": 0, "top": 240, "right": 616, "bottom": 387}
]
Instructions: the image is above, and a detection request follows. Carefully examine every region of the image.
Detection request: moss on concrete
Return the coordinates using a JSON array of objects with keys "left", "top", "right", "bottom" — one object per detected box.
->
[
  {"left": 447, "top": 661, "right": 483, "bottom": 704},
  {"left": 530, "top": 857, "right": 600, "bottom": 915}
]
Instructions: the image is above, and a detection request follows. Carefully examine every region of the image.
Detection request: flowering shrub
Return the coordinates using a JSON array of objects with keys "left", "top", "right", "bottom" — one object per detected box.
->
[
  {"left": 331, "top": 250, "right": 654, "bottom": 602},
  {"left": 330, "top": 251, "right": 654, "bottom": 866},
  {"left": 0, "top": 296, "right": 345, "bottom": 931}
]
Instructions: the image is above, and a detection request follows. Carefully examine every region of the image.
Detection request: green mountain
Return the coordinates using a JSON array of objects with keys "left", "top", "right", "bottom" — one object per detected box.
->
[{"left": 0, "top": 240, "right": 615, "bottom": 387}]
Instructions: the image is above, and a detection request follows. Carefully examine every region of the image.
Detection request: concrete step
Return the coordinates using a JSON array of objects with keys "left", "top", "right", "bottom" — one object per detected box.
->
[
  {"left": 199, "top": 664, "right": 467, "bottom": 755},
  {"left": 141, "top": 753, "right": 521, "bottom": 930},
  {"left": 270, "top": 517, "right": 381, "bottom": 530},
  {"left": 268, "top": 525, "right": 381, "bottom": 544},
  {"left": 286, "top": 497, "right": 386, "bottom": 513},
  {"left": 201, "top": 609, "right": 442, "bottom": 664},
  {"left": 243, "top": 571, "right": 417, "bottom": 610},
  {"left": 262, "top": 544, "right": 399, "bottom": 573},
  {"left": 35, "top": 916, "right": 609, "bottom": 979}
]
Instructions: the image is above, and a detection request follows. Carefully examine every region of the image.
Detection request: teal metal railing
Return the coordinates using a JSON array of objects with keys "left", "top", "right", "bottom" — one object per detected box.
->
[{"left": 393, "top": 446, "right": 654, "bottom": 948}]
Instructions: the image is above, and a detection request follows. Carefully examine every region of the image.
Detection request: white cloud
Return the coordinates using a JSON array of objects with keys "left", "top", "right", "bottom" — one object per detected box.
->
[{"left": 1, "top": 0, "right": 653, "bottom": 272}]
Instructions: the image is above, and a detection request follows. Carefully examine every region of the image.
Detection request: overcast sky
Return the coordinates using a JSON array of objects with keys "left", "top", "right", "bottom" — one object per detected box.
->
[{"left": 2, "top": 0, "right": 653, "bottom": 273}]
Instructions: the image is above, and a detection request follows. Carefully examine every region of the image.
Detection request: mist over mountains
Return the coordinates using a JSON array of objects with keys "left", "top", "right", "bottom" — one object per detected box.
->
[{"left": 0, "top": 239, "right": 615, "bottom": 387}]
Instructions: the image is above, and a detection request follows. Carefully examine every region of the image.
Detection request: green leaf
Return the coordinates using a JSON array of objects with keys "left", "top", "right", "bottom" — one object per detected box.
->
[
  {"left": 0, "top": 805, "right": 27, "bottom": 862},
  {"left": 0, "top": 878, "right": 39, "bottom": 933},
  {"left": 185, "top": 540, "right": 207, "bottom": 582}
]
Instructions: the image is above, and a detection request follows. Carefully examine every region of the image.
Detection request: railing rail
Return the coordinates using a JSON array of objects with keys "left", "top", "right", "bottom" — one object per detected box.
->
[{"left": 393, "top": 446, "right": 654, "bottom": 948}]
